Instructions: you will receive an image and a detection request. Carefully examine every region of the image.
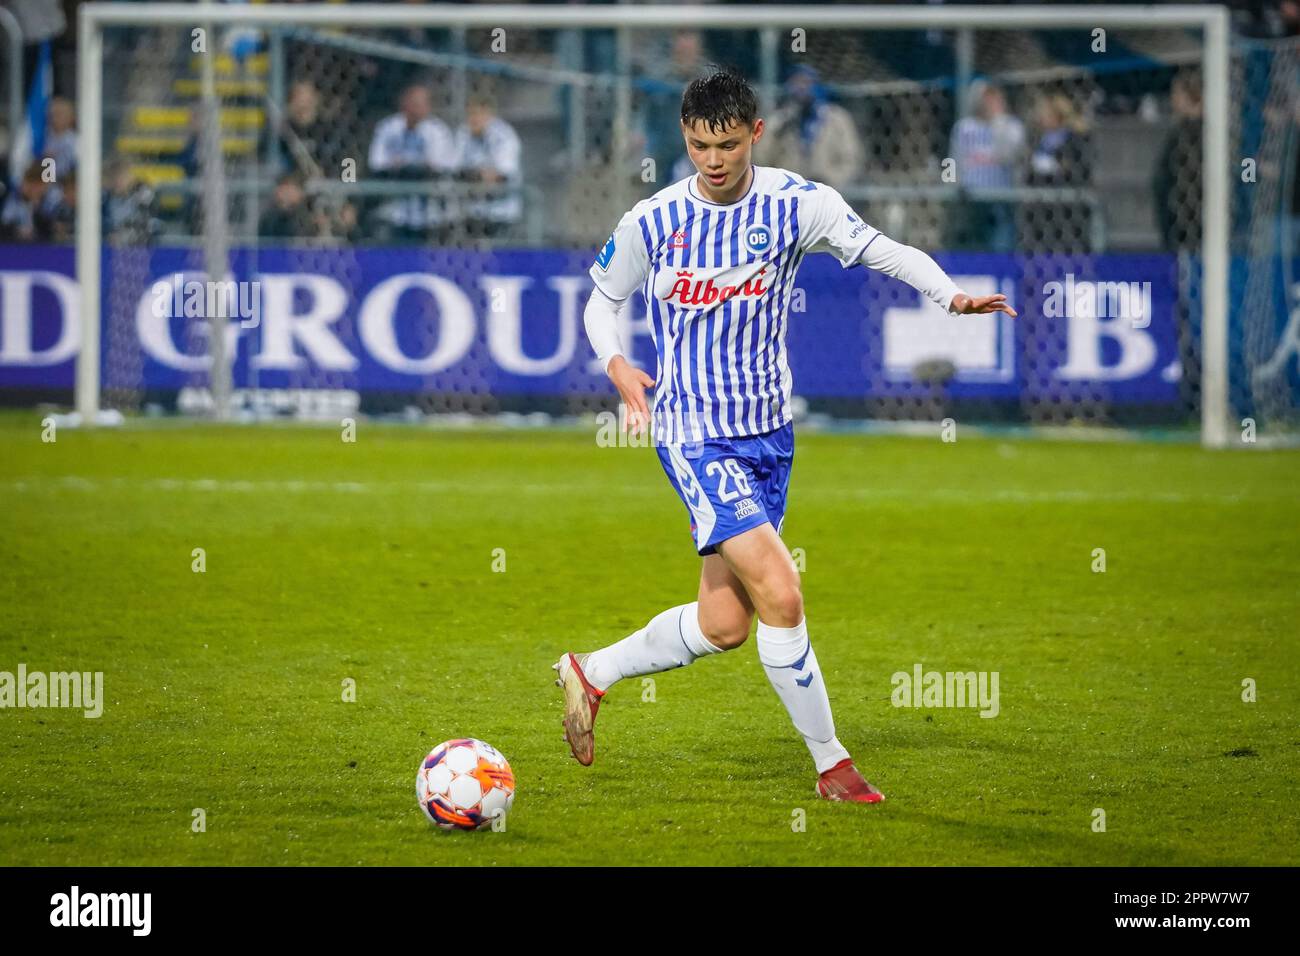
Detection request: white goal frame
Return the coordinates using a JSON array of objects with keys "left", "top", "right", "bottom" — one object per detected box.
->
[{"left": 75, "top": 3, "right": 1233, "bottom": 446}]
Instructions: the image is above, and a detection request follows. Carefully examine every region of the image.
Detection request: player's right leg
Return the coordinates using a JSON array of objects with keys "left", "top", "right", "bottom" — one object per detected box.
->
[
  {"left": 554, "top": 555, "right": 752, "bottom": 766},
  {"left": 715, "top": 523, "right": 884, "bottom": 803}
]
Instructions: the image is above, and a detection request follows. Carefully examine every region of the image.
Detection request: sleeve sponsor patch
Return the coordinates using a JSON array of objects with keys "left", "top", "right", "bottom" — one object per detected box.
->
[
  {"left": 594, "top": 234, "right": 617, "bottom": 271},
  {"left": 846, "top": 211, "right": 870, "bottom": 241}
]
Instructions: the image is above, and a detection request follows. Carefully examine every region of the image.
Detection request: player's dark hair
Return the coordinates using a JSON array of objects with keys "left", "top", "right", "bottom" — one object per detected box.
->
[{"left": 680, "top": 68, "right": 758, "bottom": 133}]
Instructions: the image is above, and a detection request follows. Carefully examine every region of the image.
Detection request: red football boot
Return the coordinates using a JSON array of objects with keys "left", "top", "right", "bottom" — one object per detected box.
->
[
  {"left": 553, "top": 652, "right": 604, "bottom": 766},
  {"left": 816, "top": 758, "right": 885, "bottom": 803}
]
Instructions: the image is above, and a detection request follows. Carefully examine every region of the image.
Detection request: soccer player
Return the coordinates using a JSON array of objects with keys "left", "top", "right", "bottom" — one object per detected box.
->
[{"left": 556, "top": 69, "right": 1015, "bottom": 802}]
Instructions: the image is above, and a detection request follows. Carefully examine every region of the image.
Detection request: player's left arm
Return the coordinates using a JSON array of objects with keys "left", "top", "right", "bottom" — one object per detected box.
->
[
  {"left": 799, "top": 181, "right": 1016, "bottom": 317},
  {"left": 861, "top": 232, "right": 1017, "bottom": 317}
]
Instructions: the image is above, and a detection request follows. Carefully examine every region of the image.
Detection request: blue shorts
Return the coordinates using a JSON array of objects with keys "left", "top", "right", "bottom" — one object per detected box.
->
[{"left": 655, "top": 422, "right": 794, "bottom": 556}]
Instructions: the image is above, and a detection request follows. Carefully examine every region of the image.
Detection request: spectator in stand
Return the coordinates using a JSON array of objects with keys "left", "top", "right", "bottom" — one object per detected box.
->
[
  {"left": 331, "top": 199, "right": 361, "bottom": 244},
  {"left": 0, "top": 161, "right": 59, "bottom": 242},
  {"left": 952, "top": 81, "right": 1026, "bottom": 188},
  {"left": 636, "top": 30, "right": 710, "bottom": 186},
  {"left": 1152, "top": 71, "right": 1203, "bottom": 252},
  {"left": 367, "top": 83, "right": 457, "bottom": 242},
  {"left": 1022, "top": 92, "right": 1092, "bottom": 252},
  {"left": 102, "top": 157, "right": 158, "bottom": 246},
  {"left": 454, "top": 93, "right": 522, "bottom": 239},
  {"left": 1026, "top": 94, "right": 1090, "bottom": 187},
  {"left": 949, "top": 79, "right": 1026, "bottom": 251},
  {"left": 271, "top": 80, "right": 346, "bottom": 178},
  {"left": 1151, "top": 71, "right": 1206, "bottom": 413},
  {"left": 47, "top": 167, "right": 75, "bottom": 243},
  {"left": 259, "top": 171, "right": 317, "bottom": 239},
  {"left": 42, "top": 96, "right": 78, "bottom": 177},
  {"left": 760, "top": 65, "right": 865, "bottom": 191}
]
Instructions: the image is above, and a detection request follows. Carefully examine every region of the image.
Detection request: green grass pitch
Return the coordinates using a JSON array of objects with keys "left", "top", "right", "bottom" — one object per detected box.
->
[{"left": 1, "top": 412, "right": 1296, "bottom": 866}]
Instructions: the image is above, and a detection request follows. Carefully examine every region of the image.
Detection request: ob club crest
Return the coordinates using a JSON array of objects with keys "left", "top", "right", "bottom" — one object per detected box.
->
[{"left": 744, "top": 224, "right": 773, "bottom": 255}]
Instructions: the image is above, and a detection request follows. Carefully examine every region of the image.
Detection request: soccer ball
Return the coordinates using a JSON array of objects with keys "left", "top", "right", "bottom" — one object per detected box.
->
[{"left": 416, "top": 738, "right": 516, "bottom": 831}]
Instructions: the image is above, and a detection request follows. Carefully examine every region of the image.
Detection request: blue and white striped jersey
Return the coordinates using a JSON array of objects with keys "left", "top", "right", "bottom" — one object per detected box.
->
[{"left": 589, "top": 165, "right": 879, "bottom": 442}]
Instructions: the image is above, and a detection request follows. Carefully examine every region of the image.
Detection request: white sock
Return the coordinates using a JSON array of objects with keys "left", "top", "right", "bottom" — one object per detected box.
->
[
  {"left": 584, "top": 601, "right": 724, "bottom": 691},
  {"left": 756, "top": 617, "right": 851, "bottom": 773}
]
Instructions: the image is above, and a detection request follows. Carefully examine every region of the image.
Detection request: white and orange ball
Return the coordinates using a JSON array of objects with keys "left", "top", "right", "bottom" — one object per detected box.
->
[{"left": 416, "top": 738, "right": 515, "bottom": 831}]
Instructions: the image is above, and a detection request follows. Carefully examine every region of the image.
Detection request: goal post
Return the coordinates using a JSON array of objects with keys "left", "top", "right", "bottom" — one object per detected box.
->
[
  {"left": 1200, "top": 7, "right": 1231, "bottom": 448},
  {"left": 73, "top": 3, "right": 1239, "bottom": 443},
  {"left": 74, "top": 3, "right": 102, "bottom": 423}
]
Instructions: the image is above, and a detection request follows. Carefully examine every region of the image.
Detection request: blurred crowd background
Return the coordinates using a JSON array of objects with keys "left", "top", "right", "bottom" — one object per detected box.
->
[{"left": 0, "top": 0, "right": 1297, "bottom": 255}]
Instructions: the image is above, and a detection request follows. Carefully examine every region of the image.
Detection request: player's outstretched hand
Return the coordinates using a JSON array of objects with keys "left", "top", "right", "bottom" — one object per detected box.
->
[
  {"left": 607, "top": 356, "right": 656, "bottom": 436},
  {"left": 950, "top": 293, "right": 1017, "bottom": 317}
]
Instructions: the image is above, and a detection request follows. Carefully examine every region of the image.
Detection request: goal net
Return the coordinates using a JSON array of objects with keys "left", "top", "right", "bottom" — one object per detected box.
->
[{"left": 63, "top": 4, "right": 1297, "bottom": 446}]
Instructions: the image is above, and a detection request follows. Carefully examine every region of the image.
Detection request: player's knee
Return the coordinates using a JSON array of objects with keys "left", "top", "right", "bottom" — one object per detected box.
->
[
  {"left": 702, "top": 613, "right": 752, "bottom": 650},
  {"left": 766, "top": 582, "right": 804, "bottom": 627}
]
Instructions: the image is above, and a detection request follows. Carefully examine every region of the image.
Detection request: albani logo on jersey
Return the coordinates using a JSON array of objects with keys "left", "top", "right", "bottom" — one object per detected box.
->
[{"left": 661, "top": 267, "right": 772, "bottom": 307}]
